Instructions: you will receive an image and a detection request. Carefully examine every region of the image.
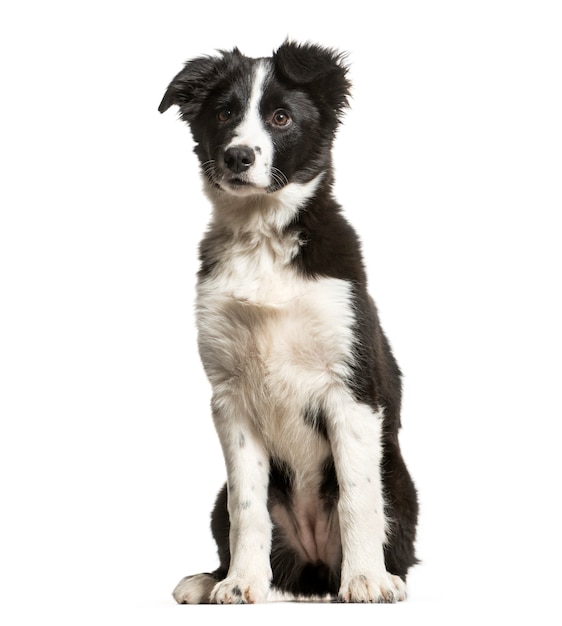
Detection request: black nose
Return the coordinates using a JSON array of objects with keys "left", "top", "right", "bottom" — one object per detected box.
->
[{"left": 224, "top": 146, "right": 255, "bottom": 173}]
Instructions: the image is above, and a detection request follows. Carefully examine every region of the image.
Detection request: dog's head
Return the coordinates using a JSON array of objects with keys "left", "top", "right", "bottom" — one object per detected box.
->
[{"left": 159, "top": 41, "right": 350, "bottom": 197}]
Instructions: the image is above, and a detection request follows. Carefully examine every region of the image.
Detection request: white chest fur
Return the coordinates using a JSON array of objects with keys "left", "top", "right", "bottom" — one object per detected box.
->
[{"left": 196, "top": 223, "right": 356, "bottom": 476}]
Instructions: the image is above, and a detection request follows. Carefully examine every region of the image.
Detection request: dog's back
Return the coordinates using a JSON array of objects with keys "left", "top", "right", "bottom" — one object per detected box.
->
[{"left": 160, "top": 41, "right": 418, "bottom": 603}]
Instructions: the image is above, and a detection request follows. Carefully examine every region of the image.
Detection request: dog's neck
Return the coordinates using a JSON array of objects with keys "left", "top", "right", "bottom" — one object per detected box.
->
[{"left": 202, "top": 174, "right": 324, "bottom": 237}]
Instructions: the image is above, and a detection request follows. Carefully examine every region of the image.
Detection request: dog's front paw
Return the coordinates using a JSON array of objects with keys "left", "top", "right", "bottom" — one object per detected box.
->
[
  {"left": 338, "top": 573, "right": 407, "bottom": 603},
  {"left": 211, "top": 576, "right": 269, "bottom": 604}
]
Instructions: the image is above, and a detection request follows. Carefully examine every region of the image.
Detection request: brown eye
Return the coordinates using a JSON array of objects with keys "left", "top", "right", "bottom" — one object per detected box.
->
[
  {"left": 271, "top": 109, "right": 291, "bottom": 127},
  {"left": 217, "top": 107, "right": 231, "bottom": 122}
]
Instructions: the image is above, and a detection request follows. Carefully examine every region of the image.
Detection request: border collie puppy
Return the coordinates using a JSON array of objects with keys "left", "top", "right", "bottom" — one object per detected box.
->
[{"left": 159, "top": 41, "right": 418, "bottom": 604}]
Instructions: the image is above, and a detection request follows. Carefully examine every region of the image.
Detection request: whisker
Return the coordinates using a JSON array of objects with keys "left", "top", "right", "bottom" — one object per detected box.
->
[
  {"left": 270, "top": 166, "right": 289, "bottom": 189},
  {"left": 201, "top": 160, "right": 220, "bottom": 185}
]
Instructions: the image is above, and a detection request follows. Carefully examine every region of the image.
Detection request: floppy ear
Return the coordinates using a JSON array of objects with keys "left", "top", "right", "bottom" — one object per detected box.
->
[
  {"left": 158, "top": 49, "right": 242, "bottom": 120},
  {"left": 273, "top": 41, "right": 351, "bottom": 118},
  {"left": 158, "top": 55, "right": 218, "bottom": 118}
]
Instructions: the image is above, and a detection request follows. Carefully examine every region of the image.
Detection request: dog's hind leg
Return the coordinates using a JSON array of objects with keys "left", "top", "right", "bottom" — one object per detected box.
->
[
  {"left": 172, "top": 573, "right": 217, "bottom": 604},
  {"left": 172, "top": 486, "right": 230, "bottom": 604}
]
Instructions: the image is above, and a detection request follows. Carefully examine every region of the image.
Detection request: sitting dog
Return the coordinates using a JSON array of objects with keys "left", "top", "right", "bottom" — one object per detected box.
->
[{"left": 159, "top": 41, "right": 418, "bottom": 604}]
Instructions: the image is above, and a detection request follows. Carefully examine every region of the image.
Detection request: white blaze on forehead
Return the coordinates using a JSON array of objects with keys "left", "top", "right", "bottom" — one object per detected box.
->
[
  {"left": 226, "top": 61, "right": 273, "bottom": 188},
  {"left": 234, "top": 61, "right": 269, "bottom": 146}
]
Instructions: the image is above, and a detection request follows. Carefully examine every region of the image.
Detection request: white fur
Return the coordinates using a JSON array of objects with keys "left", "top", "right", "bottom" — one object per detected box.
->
[
  {"left": 173, "top": 574, "right": 216, "bottom": 604},
  {"left": 195, "top": 171, "right": 395, "bottom": 601},
  {"left": 197, "top": 178, "right": 343, "bottom": 601},
  {"left": 203, "top": 174, "right": 323, "bottom": 246}
]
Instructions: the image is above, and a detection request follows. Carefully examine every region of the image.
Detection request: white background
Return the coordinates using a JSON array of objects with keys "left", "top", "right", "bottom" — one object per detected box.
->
[{"left": 1, "top": 1, "right": 561, "bottom": 624}]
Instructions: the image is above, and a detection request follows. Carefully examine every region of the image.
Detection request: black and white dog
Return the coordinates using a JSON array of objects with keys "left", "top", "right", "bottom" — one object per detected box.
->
[{"left": 159, "top": 41, "right": 418, "bottom": 604}]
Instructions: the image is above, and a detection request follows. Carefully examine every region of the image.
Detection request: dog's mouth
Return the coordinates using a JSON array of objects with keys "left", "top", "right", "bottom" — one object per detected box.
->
[
  {"left": 226, "top": 177, "right": 252, "bottom": 188},
  {"left": 219, "top": 174, "right": 271, "bottom": 196}
]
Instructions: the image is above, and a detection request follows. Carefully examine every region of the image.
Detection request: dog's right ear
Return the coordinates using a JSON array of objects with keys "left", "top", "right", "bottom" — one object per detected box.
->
[
  {"left": 158, "top": 52, "right": 234, "bottom": 121},
  {"left": 158, "top": 56, "right": 217, "bottom": 119}
]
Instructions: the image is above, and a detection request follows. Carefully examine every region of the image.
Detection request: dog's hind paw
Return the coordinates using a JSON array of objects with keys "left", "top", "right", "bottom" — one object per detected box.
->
[
  {"left": 210, "top": 576, "right": 269, "bottom": 604},
  {"left": 338, "top": 572, "right": 407, "bottom": 603},
  {"left": 172, "top": 573, "right": 216, "bottom": 604}
]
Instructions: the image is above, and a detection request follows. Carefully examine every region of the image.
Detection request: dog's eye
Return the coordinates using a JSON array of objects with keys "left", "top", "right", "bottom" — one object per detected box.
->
[
  {"left": 217, "top": 107, "right": 232, "bottom": 122},
  {"left": 271, "top": 109, "right": 291, "bottom": 127}
]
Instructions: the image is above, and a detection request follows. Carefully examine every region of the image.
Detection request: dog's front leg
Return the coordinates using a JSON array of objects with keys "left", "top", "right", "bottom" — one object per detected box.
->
[
  {"left": 327, "top": 395, "right": 407, "bottom": 603},
  {"left": 210, "top": 399, "right": 272, "bottom": 604}
]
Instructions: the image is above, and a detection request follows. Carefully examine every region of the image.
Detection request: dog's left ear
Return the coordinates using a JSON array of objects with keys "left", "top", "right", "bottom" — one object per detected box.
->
[{"left": 273, "top": 41, "right": 351, "bottom": 118}]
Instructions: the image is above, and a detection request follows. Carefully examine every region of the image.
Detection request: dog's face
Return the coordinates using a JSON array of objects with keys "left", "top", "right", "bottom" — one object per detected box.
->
[{"left": 159, "top": 42, "right": 350, "bottom": 197}]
